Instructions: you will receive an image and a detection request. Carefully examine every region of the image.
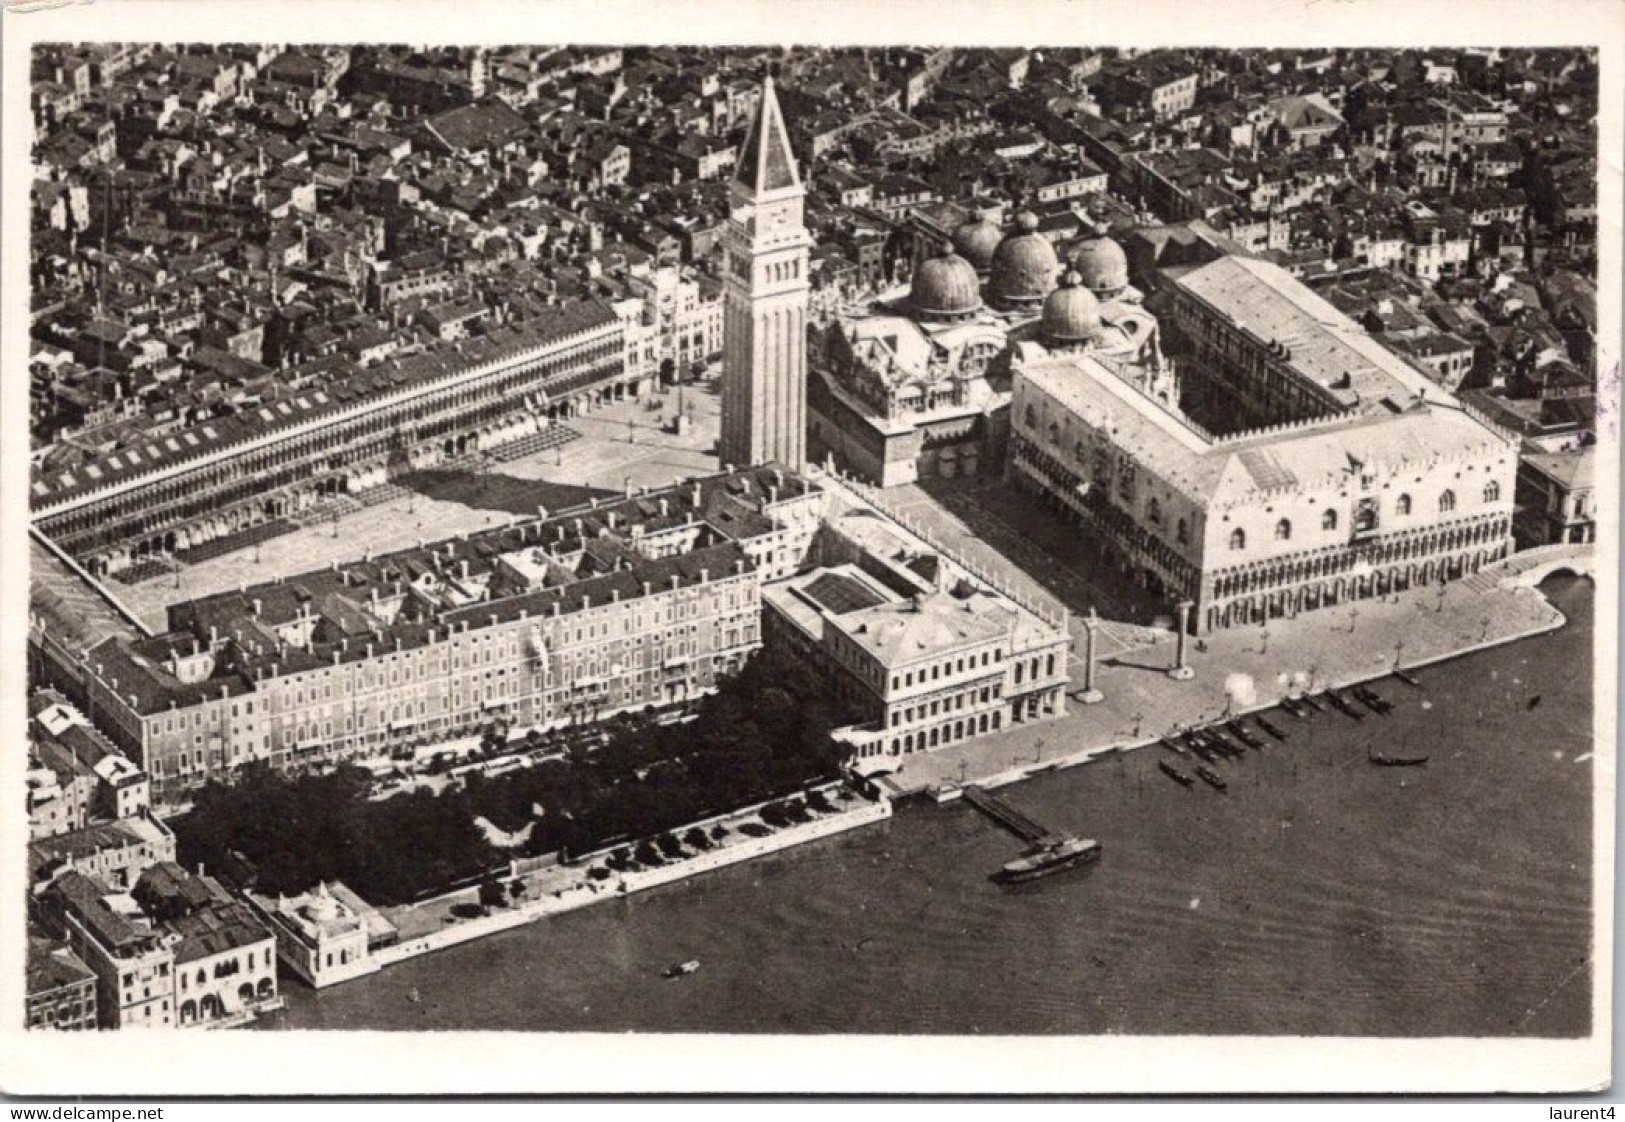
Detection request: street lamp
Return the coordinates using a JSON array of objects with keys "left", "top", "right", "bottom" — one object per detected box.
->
[{"left": 1260, "top": 626, "right": 1269, "bottom": 655}]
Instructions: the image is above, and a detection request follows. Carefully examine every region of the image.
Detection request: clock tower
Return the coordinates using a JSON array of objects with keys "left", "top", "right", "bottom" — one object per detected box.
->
[{"left": 720, "top": 75, "right": 810, "bottom": 471}]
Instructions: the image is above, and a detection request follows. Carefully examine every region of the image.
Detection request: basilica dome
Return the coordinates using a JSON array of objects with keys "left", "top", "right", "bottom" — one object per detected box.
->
[
  {"left": 1041, "top": 272, "right": 1103, "bottom": 347},
  {"left": 989, "top": 211, "right": 1060, "bottom": 310},
  {"left": 910, "top": 244, "right": 983, "bottom": 320},
  {"left": 1069, "top": 233, "right": 1129, "bottom": 299},
  {"left": 950, "top": 216, "right": 1003, "bottom": 274}
]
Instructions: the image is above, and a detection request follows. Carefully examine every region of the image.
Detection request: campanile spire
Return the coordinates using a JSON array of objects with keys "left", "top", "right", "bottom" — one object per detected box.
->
[{"left": 720, "top": 77, "right": 810, "bottom": 470}]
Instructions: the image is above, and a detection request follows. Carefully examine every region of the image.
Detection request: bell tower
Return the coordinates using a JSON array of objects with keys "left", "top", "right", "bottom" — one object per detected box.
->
[{"left": 720, "top": 75, "right": 810, "bottom": 470}]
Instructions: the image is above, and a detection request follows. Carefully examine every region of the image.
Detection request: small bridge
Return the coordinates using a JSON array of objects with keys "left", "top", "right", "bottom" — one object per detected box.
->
[{"left": 1498, "top": 542, "right": 1596, "bottom": 589}]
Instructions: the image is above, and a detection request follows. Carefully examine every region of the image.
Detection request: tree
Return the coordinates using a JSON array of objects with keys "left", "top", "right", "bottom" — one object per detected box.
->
[{"left": 478, "top": 878, "right": 506, "bottom": 910}]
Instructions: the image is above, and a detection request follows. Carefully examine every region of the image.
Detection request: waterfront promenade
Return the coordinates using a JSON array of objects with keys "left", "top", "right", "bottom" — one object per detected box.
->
[
  {"left": 277, "top": 577, "right": 1595, "bottom": 1038},
  {"left": 876, "top": 559, "right": 1578, "bottom": 797},
  {"left": 368, "top": 781, "right": 889, "bottom": 969}
]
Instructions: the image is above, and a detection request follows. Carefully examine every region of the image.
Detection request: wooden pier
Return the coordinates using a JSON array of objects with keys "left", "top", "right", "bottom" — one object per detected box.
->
[{"left": 962, "top": 785, "right": 1062, "bottom": 847}]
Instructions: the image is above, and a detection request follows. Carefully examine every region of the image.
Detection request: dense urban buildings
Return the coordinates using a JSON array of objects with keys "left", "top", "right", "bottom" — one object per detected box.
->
[
  {"left": 77, "top": 464, "right": 821, "bottom": 800},
  {"left": 22, "top": 43, "right": 1601, "bottom": 1036}
]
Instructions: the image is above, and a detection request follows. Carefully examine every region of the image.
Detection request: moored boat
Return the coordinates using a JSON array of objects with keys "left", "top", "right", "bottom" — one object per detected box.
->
[
  {"left": 1325, "top": 690, "right": 1365, "bottom": 720},
  {"left": 663, "top": 959, "right": 702, "bottom": 978},
  {"left": 1158, "top": 736, "right": 1187, "bottom": 757},
  {"left": 1368, "top": 748, "right": 1428, "bottom": 767},
  {"left": 1280, "top": 696, "right": 1309, "bottom": 719},
  {"left": 1256, "top": 715, "right": 1288, "bottom": 741},
  {"left": 1159, "top": 759, "right": 1195, "bottom": 787},
  {"left": 1195, "top": 765, "right": 1227, "bottom": 792},
  {"left": 995, "top": 837, "right": 1101, "bottom": 883},
  {"left": 1352, "top": 685, "right": 1393, "bottom": 714},
  {"left": 1300, "top": 693, "right": 1327, "bottom": 713},
  {"left": 1393, "top": 668, "right": 1422, "bottom": 688},
  {"left": 1226, "top": 719, "right": 1265, "bottom": 749}
]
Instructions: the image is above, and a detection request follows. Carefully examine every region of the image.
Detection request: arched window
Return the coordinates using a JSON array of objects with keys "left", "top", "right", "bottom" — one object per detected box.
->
[
  {"left": 1047, "top": 421, "right": 1061, "bottom": 445},
  {"left": 1396, "top": 493, "right": 1412, "bottom": 516},
  {"left": 1229, "top": 528, "right": 1246, "bottom": 550},
  {"left": 1176, "top": 518, "right": 1189, "bottom": 545},
  {"left": 1147, "top": 497, "right": 1162, "bottom": 525},
  {"left": 1074, "top": 439, "right": 1087, "bottom": 461},
  {"left": 1439, "top": 490, "right": 1456, "bottom": 513},
  {"left": 1023, "top": 404, "right": 1037, "bottom": 429},
  {"left": 1483, "top": 481, "right": 1500, "bottom": 503},
  {"left": 1275, "top": 518, "right": 1292, "bottom": 541},
  {"left": 1322, "top": 508, "right": 1338, "bottom": 531}
]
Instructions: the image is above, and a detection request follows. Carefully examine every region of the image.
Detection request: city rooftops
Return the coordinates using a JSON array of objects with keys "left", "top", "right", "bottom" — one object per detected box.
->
[
  {"left": 32, "top": 300, "right": 620, "bottom": 509},
  {"left": 1167, "top": 254, "right": 1443, "bottom": 415},
  {"left": 27, "top": 935, "right": 96, "bottom": 998},
  {"left": 90, "top": 466, "right": 816, "bottom": 714},
  {"left": 1019, "top": 348, "right": 1511, "bottom": 509}
]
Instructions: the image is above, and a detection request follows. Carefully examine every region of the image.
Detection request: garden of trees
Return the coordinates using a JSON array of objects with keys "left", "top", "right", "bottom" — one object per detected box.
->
[{"left": 175, "top": 649, "right": 857, "bottom": 905}]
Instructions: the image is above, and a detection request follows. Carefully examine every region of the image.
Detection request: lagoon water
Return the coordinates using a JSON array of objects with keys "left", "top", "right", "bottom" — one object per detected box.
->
[{"left": 272, "top": 577, "right": 1594, "bottom": 1036}]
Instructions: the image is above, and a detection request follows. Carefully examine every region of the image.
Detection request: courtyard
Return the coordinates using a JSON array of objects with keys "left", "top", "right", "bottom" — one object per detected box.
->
[{"left": 117, "top": 383, "right": 724, "bottom": 632}]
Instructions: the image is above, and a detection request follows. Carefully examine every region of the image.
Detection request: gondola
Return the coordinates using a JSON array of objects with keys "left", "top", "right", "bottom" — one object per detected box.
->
[
  {"left": 1158, "top": 736, "right": 1187, "bottom": 757},
  {"left": 1159, "top": 759, "right": 1195, "bottom": 787},
  {"left": 1368, "top": 748, "right": 1428, "bottom": 767},
  {"left": 1352, "top": 685, "right": 1393, "bottom": 715},
  {"left": 1255, "top": 715, "right": 1288, "bottom": 741},
  {"left": 1324, "top": 690, "right": 1365, "bottom": 720},
  {"left": 1279, "top": 696, "right": 1309, "bottom": 719},
  {"left": 1226, "top": 719, "right": 1265, "bottom": 750},
  {"left": 1195, "top": 765, "right": 1227, "bottom": 792},
  {"left": 1392, "top": 667, "right": 1422, "bottom": 688},
  {"left": 1181, "top": 732, "right": 1214, "bottom": 762},
  {"left": 1299, "top": 692, "right": 1327, "bottom": 713}
]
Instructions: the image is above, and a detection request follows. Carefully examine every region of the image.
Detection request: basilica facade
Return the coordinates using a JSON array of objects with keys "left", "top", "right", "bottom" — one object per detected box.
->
[{"left": 808, "top": 210, "right": 1168, "bottom": 487}]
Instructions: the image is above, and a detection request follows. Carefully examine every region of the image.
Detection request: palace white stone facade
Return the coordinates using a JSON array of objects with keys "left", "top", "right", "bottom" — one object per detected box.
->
[
  {"left": 720, "top": 76, "right": 811, "bottom": 470},
  {"left": 1011, "top": 253, "right": 1518, "bottom": 633},
  {"left": 763, "top": 503, "right": 1070, "bottom": 765}
]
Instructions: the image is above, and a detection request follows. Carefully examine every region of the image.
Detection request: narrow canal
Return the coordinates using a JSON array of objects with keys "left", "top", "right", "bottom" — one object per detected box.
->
[{"left": 272, "top": 576, "right": 1594, "bottom": 1036}]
